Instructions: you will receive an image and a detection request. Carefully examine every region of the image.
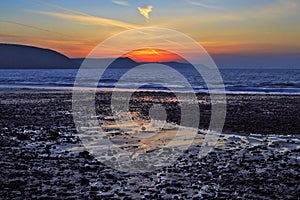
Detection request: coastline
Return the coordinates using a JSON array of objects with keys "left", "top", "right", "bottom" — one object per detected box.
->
[{"left": 1, "top": 88, "right": 299, "bottom": 135}]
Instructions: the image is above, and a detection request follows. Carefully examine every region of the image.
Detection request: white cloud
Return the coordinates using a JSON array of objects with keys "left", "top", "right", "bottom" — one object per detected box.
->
[
  {"left": 112, "top": 0, "right": 129, "bottom": 6},
  {"left": 138, "top": 5, "right": 153, "bottom": 19},
  {"left": 32, "top": 11, "right": 138, "bottom": 29},
  {"left": 185, "top": 0, "right": 219, "bottom": 9}
]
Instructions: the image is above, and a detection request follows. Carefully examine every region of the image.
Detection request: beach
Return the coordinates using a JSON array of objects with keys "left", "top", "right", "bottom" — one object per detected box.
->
[
  {"left": 0, "top": 89, "right": 299, "bottom": 199},
  {"left": 2, "top": 0, "right": 300, "bottom": 198}
]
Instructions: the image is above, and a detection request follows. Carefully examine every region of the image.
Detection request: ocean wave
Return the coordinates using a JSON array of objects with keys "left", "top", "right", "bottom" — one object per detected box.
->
[{"left": 1, "top": 69, "right": 300, "bottom": 95}]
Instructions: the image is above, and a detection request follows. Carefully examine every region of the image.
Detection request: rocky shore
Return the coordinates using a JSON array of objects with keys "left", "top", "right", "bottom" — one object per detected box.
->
[{"left": 0, "top": 89, "right": 299, "bottom": 199}]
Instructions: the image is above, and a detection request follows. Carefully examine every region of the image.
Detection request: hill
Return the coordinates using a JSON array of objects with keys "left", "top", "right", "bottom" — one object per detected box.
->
[
  {"left": 73, "top": 57, "right": 138, "bottom": 69},
  {"left": 0, "top": 44, "right": 138, "bottom": 69},
  {"left": 0, "top": 44, "right": 76, "bottom": 69}
]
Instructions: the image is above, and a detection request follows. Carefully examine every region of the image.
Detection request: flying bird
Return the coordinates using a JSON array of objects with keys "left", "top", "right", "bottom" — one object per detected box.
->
[{"left": 138, "top": 5, "right": 153, "bottom": 19}]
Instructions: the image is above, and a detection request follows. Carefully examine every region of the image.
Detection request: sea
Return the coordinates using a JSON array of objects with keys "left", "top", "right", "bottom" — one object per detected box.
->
[{"left": 0, "top": 67, "right": 300, "bottom": 95}]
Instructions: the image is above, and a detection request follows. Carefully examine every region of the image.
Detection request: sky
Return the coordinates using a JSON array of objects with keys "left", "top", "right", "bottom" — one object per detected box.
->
[{"left": 1, "top": 0, "right": 300, "bottom": 61}]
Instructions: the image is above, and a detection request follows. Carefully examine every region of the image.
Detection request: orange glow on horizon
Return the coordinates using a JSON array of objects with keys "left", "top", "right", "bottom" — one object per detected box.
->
[
  {"left": 123, "top": 48, "right": 185, "bottom": 62},
  {"left": 5, "top": 39, "right": 298, "bottom": 59}
]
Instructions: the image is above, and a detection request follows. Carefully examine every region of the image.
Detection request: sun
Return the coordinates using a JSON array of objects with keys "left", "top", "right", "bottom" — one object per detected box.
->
[{"left": 123, "top": 48, "right": 185, "bottom": 63}]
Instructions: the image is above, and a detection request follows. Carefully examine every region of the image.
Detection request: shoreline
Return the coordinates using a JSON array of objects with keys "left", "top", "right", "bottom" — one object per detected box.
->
[
  {"left": 1, "top": 88, "right": 300, "bottom": 135},
  {"left": 1, "top": 85, "right": 300, "bottom": 96}
]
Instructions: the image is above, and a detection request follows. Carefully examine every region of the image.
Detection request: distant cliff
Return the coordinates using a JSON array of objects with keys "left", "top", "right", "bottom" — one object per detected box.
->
[
  {"left": 0, "top": 44, "right": 138, "bottom": 69},
  {"left": 0, "top": 44, "right": 77, "bottom": 69},
  {"left": 73, "top": 57, "right": 138, "bottom": 69}
]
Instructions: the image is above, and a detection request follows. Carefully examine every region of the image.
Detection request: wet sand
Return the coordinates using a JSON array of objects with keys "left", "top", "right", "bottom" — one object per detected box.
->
[{"left": 0, "top": 89, "right": 299, "bottom": 199}]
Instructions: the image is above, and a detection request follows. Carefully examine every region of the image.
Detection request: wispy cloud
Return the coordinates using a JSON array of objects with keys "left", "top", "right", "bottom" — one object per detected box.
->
[
  {"left": 30, "top": 0, "right": 91, "bottom": 17},
  {"left": 29, "top": 0, "right": 136, "bottom": 29},
  {"left": 138, "top": 5, "right": 153, "bottom": 19},
  {"left": 174, "top": 0, "right": 300, "bottom": 25},
  {"left": 185, "top": 0, "right": 220, "bottom": 9},
  {"left": 112, "top": 0, "right": 129, "bottom": 6},
  {"left": 0, "top": 19, "right": 73, "bottom": 38},
  {"left": 31, "top": 11, "right": 138, "bottom": 29},
  {"left": 200, "top": 40, "right": 300, "bottom": 54}
]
